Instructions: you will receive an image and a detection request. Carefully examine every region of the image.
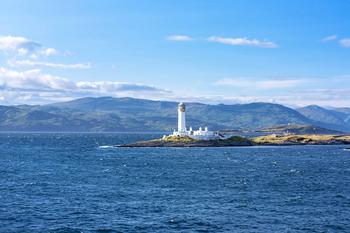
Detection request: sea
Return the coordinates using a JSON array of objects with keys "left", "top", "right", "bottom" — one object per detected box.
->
[{"left": 0, "top": 133, "right": 349, "bottom": 233}]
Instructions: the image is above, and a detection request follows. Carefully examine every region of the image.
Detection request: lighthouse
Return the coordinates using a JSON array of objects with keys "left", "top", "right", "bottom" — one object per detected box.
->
[
  {"left": 170, "top": 102, "right": 221, "bottom": 140},
  {"left": 178, "top": 102, "right": 186, "bottom": 133}
]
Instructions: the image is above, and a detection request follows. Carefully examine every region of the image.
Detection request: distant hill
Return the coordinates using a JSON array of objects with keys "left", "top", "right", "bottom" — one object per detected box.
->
[
  {"left": 48, "top": 97, "right": 313, "bottom": 131},
  {"left": 258, "top": 124, "right": 343, "bottom": 135},
  {"left": 296, "top": 105, "right": 350, "bottom": 132},
  {"left": 333, "top": 107, "right": 350, "bottom": 115},
  {"left": 0, "top": 97, "right": 348, "bottom": 132}
]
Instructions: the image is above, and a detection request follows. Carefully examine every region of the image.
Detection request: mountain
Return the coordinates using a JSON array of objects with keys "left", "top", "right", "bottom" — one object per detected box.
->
[
  {"left": 48, "top": 97, "right": 314, "bottom": 131},
  {"left": 0, "top": 97, "right": 347, "bottom": 132},
  {"left": 333, "top": 107, "right": 350, "bottom": 115},
  {"left": 296, "top": 105, "right": 350, "bottom": 132}
]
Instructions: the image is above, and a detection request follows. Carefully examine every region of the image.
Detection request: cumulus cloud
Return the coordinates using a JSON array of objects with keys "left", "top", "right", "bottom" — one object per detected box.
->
[
  {"left": 208, "top": 36, "right": 278, "bottom": 48},
  {"left": 0, "top": 35, "right": 91, "bottom": 70},
  {"left": 0, "top": 67, "right": 75, "bottom": 91},
  {"left": 76, "top": 81, "right": 168, "bottom": 93},
  {"left": 8, "top": 60, "right": 91, "bottom": 70},
  {"left": 0, "top": 36, "right": 41, "bottom": 55},
  {"left": 0, "top": 67, "right": 171, "bottom": 104},
  {"left": 0, "top": 35, "right": 56, "bottom": 57},
  {"left": 321, "top": 35, "right": 350, "bottom": 48},
  {"left": 40, "top": 48, "right": 58, "bottom": 56},
  {"left": 214, "top": 78, "right": 304, "bottom": 89},
  {"left": 339, "top": 38, "right": 350, "bottom": 48},
  {"left": 165, "top": 35, "right": 194, "bottom": 41},
  {"left": 321, "top": 35, "right": 337, "bottom": 42}
]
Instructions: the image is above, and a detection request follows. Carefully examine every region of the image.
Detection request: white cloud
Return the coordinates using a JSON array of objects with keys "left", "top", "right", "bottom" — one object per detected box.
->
[
  {"left": 321, "top": 36, "right": 350, "bottom": 48},
  {"left": 0, "top": 66, "right": 349, "bottom": 107},
  {"left": 40, "top": 48, "right": 58, "bottom": 56},
  {"left": 0, "top": 67, "right": 171, "bottom": 104},
  {"left": 174, "top": 88, "right": 350, "bottom": 107},
  {"left": 166, "top": 35, "right": 194, "bottom": 41},
  {"left": 0, "top": 36, "right": 41, "bottom": 55},
  {"left": 0, "top": 36, "right": 60, "bottom": 58},
  {"left": 76, "top": 81, "right": 170, "bottom": 94},
  {"left": 18, "top": 48, "right": 30, "bottom": 56},
  {"left": 321, "top": 35, "right": 337, "bottom": 42},
  {"left": 273, "top": 89, "right": 350, "bottom": 107},
  {"left": 214, "top": 78, "right": 304, "bottom": 89},
  {"left": 339, "top": 38, "right": 350, "bottom": 48},
  {"left": 8, "top": 60, "right": 91, "bottom": 70},
  {"left": 0, "top": 35, "right": 92, "bottom": 71},
  {"left": 208, "top": 36, "right": 278, "bottom": 48},
  {"left": 0, "top": 67, "right": 75, "bottom": 91}
]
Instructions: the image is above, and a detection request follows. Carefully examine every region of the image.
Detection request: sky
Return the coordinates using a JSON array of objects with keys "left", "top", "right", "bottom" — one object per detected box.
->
[{"left": 0, "top": 0, "right": 350, "bottom": 107}]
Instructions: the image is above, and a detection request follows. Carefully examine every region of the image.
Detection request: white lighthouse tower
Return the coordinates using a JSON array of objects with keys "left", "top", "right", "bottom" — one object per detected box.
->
[{"left": 177, "top": 102, "right": 186, "bottom": 134}]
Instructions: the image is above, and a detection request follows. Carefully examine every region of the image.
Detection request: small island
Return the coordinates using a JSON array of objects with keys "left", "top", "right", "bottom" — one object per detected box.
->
[
  {"left": 120, "top": 135, "right": 253, "bottom": 147},
  {"left": 119, "top": 103, "right": 350, "bottom": 147},
  {"left": 120, "top": 134, "right": 350, "bottom": 147}
]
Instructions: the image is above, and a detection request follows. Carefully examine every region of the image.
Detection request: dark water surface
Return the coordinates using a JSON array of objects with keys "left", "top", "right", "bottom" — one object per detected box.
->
[{"left": 0, "top": 133, "right": 350, "bottom": 233}]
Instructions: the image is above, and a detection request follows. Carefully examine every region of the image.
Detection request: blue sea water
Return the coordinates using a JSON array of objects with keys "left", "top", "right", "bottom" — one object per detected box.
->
[{"left": 0, "top": 133, "right": 350, "bottom": 233}]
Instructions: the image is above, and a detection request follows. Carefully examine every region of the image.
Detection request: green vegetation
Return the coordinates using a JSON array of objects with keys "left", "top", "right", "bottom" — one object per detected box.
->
[
  {"left": 0, "top": 97, "right": 315, "bottom": 132},
  {"left": 160, "top": 135, "right": 250, "bottom": 143},
  {"left": 225, "top": 136, "right": 252, "bottom": 143},
  {"left": 252, "top": 134, "right": 350, "bottom": 145},
  {"left": 160, "top": 135, "right": 199, "bottom": 143}
]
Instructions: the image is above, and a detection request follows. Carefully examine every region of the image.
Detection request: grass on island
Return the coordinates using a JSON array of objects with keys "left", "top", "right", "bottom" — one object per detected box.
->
[
  {"left": 126, "top": 133, "right": 350, "bottom": 147},
  {"left": 225, "top": 136, "right": 252, "bottom": 143},
  {"left": 144, "top": 133, "right": 350, "bottom": 146},
  {"left": 159, "top": 135, "right": 251, "bottom": 143},
  {"left": 252, "top": 134, "right": 350, "bottom": 144},
  {"left": 159, "top": 135, "right": 199, "bottom": 143}
]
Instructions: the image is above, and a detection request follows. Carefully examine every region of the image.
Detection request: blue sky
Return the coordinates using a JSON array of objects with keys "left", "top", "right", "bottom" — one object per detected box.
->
[{"left": 0, "top": 0, "right": 350, "bottom": 106}]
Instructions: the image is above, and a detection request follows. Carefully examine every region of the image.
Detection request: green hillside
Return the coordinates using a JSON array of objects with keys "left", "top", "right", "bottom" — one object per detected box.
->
[{"left": 0, "top": 97, "right": 347, "bottom": 132}]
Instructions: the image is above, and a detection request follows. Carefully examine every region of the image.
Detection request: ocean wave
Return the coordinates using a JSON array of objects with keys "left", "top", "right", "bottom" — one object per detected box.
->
[{"left": 98, "top": 145, "right": 117, "bottom": 149}]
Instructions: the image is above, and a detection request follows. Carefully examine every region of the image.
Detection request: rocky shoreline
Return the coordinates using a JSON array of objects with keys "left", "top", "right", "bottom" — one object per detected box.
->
[{"left": 119, "top": 134, "right": 350, "bottom": 147}]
